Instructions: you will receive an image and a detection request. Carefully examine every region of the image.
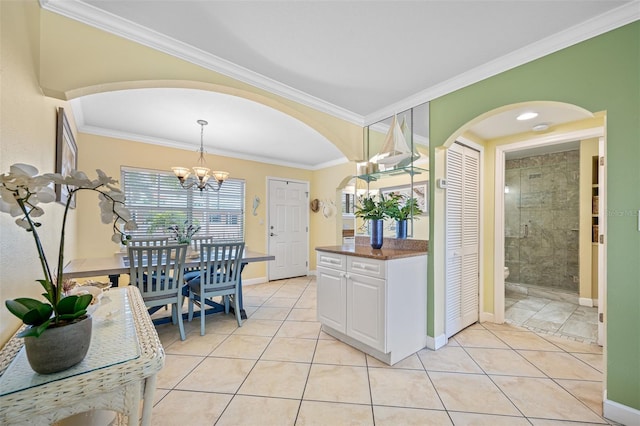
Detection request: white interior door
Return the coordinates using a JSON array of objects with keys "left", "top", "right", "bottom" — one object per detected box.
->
[
  {"left": 445, "top": 142, "right": 480, "bottom": 338},
  {"left": 268, "top": 179, "right": 309, "bottom": 281}
]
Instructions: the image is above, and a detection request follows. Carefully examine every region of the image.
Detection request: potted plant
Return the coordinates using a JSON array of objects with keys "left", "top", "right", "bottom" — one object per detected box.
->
[
  {"left": 354, "top": 193, "right": 396, "bottom": 249},
  {"left": 387, "top": 193, "right": 423, "bottom": 239},
  {"left": 167, "top": 220, "right": 200, "bottom": 244},
  {"left": 1, "top": 163, "right": 136, "bottom": 374}
]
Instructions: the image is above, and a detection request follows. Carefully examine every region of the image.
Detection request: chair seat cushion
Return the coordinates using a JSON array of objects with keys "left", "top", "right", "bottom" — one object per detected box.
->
[{"left": 187, "top": 273, "right": 235, "bottom": 294}]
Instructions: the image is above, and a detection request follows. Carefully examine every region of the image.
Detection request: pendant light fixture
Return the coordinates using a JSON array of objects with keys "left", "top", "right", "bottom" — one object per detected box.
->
[{"left": 172, "top": 119, "right": 229, "bottom": 192}]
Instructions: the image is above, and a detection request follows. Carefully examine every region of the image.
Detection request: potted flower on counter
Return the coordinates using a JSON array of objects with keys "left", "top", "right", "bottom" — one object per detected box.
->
[
  {"left": 354, "top": 193, "right": 396, "bottom": 249},
  {"left": 1, "top": 163, "right": 136, "bottom": 374},
  {"left": 387, "top": 193, "right": 423, "bottom": 239}
]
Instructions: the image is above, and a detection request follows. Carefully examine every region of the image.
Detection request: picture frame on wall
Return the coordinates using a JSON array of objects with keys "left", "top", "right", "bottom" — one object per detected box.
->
[
  {"left": 381, "top": 181, "right": 429, "bottom": 214},
  {"left": 55, "top": 107, "right": 77, "bottom": 208}
]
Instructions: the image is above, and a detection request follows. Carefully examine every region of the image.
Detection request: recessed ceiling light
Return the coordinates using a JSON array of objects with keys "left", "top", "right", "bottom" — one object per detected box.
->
[
  {"left": 517, "top": 112, "right": 538, "bottom": 121},
  {"left": 532, "top": 123, "right": 550, "bottom": 132}
]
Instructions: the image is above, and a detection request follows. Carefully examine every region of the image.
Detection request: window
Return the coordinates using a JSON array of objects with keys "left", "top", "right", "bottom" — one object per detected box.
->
[{"left": 121, "top": 167, "right": 245, "bottom": 242}]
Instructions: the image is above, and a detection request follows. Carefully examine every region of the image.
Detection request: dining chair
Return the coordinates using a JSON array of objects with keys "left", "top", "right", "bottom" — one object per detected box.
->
[
  {"left": 129, "top": 237, "right": 169, "bottom": 247},
  {"left": 128, "top": 243, "right": 188, "bottom": 340},
  {"left": 183, "top": 236, "right": 215, "bottom": 282},
  {"left": 187, "top": 242, "right": 245, "bottom": 335}
]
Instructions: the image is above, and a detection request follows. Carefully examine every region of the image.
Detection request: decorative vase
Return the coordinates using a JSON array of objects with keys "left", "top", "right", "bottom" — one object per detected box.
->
[
  {"left": 396, "top": 220, "right": 408, "bottom": 239},
  {"left": 370, "top": 219, "right": 384, "bottom": 249},
  {"left": 23, "top": 315, "right": 92, "bottom": 374}
]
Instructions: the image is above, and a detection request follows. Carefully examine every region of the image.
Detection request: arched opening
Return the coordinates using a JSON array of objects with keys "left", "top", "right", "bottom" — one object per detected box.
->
[{"left": 433, "top": 100, "right": 605, "bottom": 347}]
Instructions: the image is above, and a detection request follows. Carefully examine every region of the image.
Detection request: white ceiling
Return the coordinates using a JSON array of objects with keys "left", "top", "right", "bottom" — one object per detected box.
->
[{"left": 45, "top": 0, "right": 638, "bottom": 169}]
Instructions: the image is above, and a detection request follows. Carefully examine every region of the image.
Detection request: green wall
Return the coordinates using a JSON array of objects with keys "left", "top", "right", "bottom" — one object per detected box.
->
[{"left": 429, "top": 21, "right": 640, "bottom": 409}]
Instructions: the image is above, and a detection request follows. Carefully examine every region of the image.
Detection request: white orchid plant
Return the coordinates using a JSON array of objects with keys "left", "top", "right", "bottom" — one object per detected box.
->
[{"left": 1, "top": 163, "right": 136, "bottom": 337}]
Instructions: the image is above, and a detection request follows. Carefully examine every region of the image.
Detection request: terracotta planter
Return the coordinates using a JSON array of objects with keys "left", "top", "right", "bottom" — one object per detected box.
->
[{"left": 23, "top": 315, "right": 92, "bottom": 374}]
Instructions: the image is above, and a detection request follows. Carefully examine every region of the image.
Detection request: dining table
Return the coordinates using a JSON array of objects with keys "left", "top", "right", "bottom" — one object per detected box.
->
[{"left": 62, "top": 249, "right": 275, "bottom": 321}]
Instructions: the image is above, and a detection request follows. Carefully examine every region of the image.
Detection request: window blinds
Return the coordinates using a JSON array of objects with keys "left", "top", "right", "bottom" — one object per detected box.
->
[{"left": 121, "top": 167, "right": 245, "bottom": 242}]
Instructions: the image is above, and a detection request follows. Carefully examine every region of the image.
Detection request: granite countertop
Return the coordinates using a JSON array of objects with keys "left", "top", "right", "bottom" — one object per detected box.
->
[{"left": 316, "top": 237, "right": 428, "bottom": 260}]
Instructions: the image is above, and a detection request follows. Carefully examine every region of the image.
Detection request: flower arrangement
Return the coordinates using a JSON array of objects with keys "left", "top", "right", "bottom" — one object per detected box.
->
[
  {"left": 1, "top": 163, "right": 136, "bottom": 337},
  {"left": 167, "top": 220, "right": 200, "bottom": 244},
  {"left": 354, "top": 193, "right": 396, "bottom": 221},
  {"left": 386, "top": 193, "right": 423, "bottom": 221}
]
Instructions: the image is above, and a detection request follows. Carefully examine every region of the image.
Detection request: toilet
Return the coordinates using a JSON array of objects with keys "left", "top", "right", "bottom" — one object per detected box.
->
[{"left": 504, "top": 266, "right": 510, "bottom": 280}]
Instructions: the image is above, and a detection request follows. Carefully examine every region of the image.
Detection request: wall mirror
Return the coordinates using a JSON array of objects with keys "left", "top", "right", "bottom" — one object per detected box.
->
[{"left": 353, "top": 101, "right": 430, "bottom": 240}]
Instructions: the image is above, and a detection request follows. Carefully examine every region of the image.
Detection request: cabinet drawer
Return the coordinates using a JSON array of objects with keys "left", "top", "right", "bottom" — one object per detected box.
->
[
  {"left": 317, "top": 252, "right": 346, "bottom": 269},
  {"left": 347, "top": 257, "right": 385, "bottom": 279}
]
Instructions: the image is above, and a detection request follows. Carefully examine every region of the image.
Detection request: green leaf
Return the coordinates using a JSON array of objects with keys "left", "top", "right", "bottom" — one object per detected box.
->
[
  {"left": 17, "top": 319, "right": 52, "bottom": 338},
  {"left": 23, "top": 305, "right": 53, "bottom": 325},
  {"left": 5, "top": 299, "right": 30, "bottom": 320},
  {"left": 57, "top": 294, "right": 93, "bottom": 315}
]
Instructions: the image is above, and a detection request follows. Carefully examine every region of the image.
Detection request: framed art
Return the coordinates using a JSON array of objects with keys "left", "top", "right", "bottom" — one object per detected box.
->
[
  {"left": 55, "top": 107, "right": 77, "bottom": 208},
  {"left": 381, "top": 181, "right": 429, "bottom": 214}
]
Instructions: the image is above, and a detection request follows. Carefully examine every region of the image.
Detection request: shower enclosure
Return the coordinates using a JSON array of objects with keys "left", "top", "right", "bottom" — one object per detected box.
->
[{"left": 504, "top": 149, "right": 580, "bottom": 293}]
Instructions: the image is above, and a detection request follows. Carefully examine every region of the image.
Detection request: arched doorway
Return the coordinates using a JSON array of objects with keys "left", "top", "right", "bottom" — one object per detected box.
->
[{"left": 435, "top": 101, "right": 605, "bottom": 346}]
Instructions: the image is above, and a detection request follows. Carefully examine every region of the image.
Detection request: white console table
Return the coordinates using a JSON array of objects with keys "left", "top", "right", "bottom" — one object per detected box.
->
[{"left": 0, "top": 286, "right": 164, "bottom": 425}]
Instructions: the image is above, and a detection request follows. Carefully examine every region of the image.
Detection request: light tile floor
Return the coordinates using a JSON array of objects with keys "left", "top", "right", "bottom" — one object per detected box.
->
[
  {"left": 147, "top": 276, "right": 611, "bottom": 425},
  {"left": 505, "top": 283, "right": 599, "bottom": 344}
]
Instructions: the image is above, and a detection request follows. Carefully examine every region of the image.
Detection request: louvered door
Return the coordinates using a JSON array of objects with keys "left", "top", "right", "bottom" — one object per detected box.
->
[{"left": 445, "top": 142, "right": 480, "bottom": 338}]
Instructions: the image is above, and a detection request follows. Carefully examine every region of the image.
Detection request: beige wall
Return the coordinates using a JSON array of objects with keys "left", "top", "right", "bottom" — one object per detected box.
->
[
  {"left": 0, "top": 1, "right": 79, "bottom": 343},
  {"left": 579, "top": 138, "right": 599, "bottom": 301},
  {"left": 77, "top": 132, "right": 331, "bottom": 280},
  {"left": 479, "top": 116, "right": 604, "bottom": 314}
]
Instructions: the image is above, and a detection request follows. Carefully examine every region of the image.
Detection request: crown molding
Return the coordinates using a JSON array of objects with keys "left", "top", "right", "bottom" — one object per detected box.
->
[
  {"left": 364, "top": 1, "right": 640, "bottom": 125},
  {"left": 39, "top": 0, "right": 364, "bottom": 126},
  {"left": 41, "top": 0, "right": 638, "bottom": 129}
]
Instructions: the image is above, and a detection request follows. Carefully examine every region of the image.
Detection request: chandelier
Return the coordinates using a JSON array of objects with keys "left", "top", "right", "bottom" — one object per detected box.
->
[{"left": 172, "top": 119, "right": 229, "bottom": 192}]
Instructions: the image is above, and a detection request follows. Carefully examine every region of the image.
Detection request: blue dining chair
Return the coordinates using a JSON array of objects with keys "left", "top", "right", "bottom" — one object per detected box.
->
[
  {"left": 186, "top": 242, "right": 245, "bottom": 335},
  {"left": 128, "top": 243, "right": 188, "bottom": 340}
]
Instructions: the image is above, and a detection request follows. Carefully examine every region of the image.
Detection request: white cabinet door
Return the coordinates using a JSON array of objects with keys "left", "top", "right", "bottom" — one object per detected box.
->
[
  {"left": 346, "top": 272, "right": 386, "bottom": 352},
  {"left": 317, "top": 266, "right": 347, "bottom": 333}
]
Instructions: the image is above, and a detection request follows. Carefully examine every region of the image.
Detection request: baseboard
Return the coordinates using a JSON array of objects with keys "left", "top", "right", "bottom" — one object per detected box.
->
[
  {"left": 426, "top": 334, "right": 447, "bottom": 350},
  {"left": 603, "top": 398, "right": 640, "bottom": 425},
  {"left": 579, "top": 297, "right": 595, "bottom": 307},
  {"left": 480, "top": 312, "right": 495, "bottom": 323},
  {"left": 242, "top": 277, "right": 268, "bottom": 286}
]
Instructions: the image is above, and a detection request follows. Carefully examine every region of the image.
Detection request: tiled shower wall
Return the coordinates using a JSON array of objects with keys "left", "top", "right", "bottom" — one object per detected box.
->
[{"left": 505, "top": 149, "right": 580, "bottom": 292}]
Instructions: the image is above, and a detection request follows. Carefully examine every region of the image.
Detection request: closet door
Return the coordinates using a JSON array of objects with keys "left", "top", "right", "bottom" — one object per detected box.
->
[{"left": 445, "top": 142, "right": 480, "bottom": 338}]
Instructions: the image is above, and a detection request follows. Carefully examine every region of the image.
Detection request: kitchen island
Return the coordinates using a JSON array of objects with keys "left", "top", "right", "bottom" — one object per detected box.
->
[{"left": 315, "top": 238, "right": 427, "bottom": 365}]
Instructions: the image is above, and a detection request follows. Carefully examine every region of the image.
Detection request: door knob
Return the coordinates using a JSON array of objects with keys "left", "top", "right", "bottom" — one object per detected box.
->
[{"left": 270, "top": 232, "right": 277, "bottom": 237}]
